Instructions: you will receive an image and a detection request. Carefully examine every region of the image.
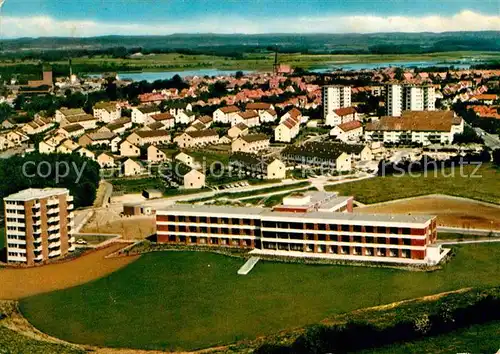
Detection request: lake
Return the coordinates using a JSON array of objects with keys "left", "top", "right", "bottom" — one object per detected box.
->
[
  {"left": 90, "top": 69, "right": 252, "bottom": 82},
  {"left": 89, "top": 59, "right": 479, "bottom": 82},
  {"left": 313, "top": 60, "right": 474, "bottom": 72}
]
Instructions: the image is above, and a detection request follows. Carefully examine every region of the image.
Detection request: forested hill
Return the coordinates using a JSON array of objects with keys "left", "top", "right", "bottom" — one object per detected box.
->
[{"left": 1, "top": 31, "right": 499, "bottom": 57}]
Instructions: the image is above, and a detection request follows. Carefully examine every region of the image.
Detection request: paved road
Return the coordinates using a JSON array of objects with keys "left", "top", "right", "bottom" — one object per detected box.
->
[
  {"left": 473, "top": 127, "right": 500, "bottom": 150},
  {"left": 437, "top": 226, "right": 500, "bottom": 237}
]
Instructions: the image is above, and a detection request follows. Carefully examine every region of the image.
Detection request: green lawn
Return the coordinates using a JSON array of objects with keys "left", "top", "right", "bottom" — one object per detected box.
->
[
  {"left": 326, "top": 164, "right": 500, "bottom": 204},
  {"left": 366, "top": 321, "right": 500, "bottom": 354},
  {"left": 19, "top": 243, "right": 500, "bottom": 351}
]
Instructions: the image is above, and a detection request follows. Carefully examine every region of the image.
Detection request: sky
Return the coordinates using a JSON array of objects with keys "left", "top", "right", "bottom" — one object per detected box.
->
[{"left": 0, "top": 0, "right": 499, "bottom": 38}]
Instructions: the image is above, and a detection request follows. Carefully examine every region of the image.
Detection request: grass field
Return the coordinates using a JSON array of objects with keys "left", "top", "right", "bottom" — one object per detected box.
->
[
  {"left": 365, "top": 320, "right": 500, "bottom": 354},
  {"left": 19, "top": 243, "right": 500, "bottom": 351},
  {"left": 326, "top": 164, "right": 500, "bottom": 205},
  {"left": 0, "top": 326, "right": 84, "bottom": 354},
  {"left": 13, "top": 51, "right": 498, "bottom": 72}
]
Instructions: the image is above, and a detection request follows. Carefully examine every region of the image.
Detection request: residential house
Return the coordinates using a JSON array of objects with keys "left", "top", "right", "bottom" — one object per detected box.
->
[
  {"left": 259, "top": 108, "right": 278, "bottom": 123},
  {"left": 78, "top": 131, "right": 117, "bottom": 147},
  {"left": 186, "top": 122, "right": 206, "bottom": 132},
  {"left": 126, "top": 130, "right": 171, "bottom": 146},
  {"left": 232, "top": 110, "right": 260, "bottom": 127},
  {"left": 325, "top": 107, "right": 358, "bottom": 127},
  {"left": 110, "top": 135, "right": 122, "bottom": 153},
  {"left": 21, "top": 117, "right": 54, "bottom": 135},
  {"left": 57, "top": 123, "right": 85, "bottom": 138},
  {"left": 175, "top": 110, "right": 196, "bottom": 125},
  {"left": 148, "top": 113, "right": 175, "bottom": 129},
  {"left": 93, "top": 101, "right": 122, "bottom": 123},
  {"left": 119, "top": 140, "right": 141, "bottom": 157},
  {"left": 5, "top": 130, "right": 29, "bottom": 146},
  {"left": 75, "top": 146, "right": 95, "bottom": 160},
  {"left": 168, "top": 102, "right": 193, "bottom": 117},
  {"left": 281, "top": 142, "right": 352, "bottom": 172},
  {"left": 232, "top": 134, "right": 270, "bottom": 153},
  {"left": 104, "top": 117, "right": 132, "bottom": 135},
  {"left": 97, "top": 152, "right": 116, "bottom": 168},
  {"left": 60, "top": 114, "right": 98, "bottom": 130},
  {"left": 39, "top": 134, "right": 66, "bottom": 154},
  {"left": 175, "top": 152, "right": 197, "bottom": 168},
  {"left": 279, "top": 107, "right": 302, "bottom": 123},
  {"left": 123, "top": 158, "right": 144, "bottom": 176},
  {"left": 330, "top": 120, "right": 363, "bottom": 142},
  {"left": 213, "top": 105, "right": 240, "bottom": 124},
  {"left": 228, "top": 122, "right": 249, "bottom": 139},
  {"left": 171, "top": 164, "right": 205, "bottom": 189},
  {"left": 174, "top": 129, "right": 219, "bottom": 148},
  {"left": 147, "top": 145, "right": 173, "bottom": 164},
  {"left": 192, "top": 115, "right": 213, "bottom": 128},
  {"left": 0, "top": 134, "right": 15, "bottom": 151},
  {"left": 275, "top": 113, "right": 301, "bottom": 143},
  {"left": 55, "top": 108, "right": 86, "bottom": 123},
  {"left": 132, "top": 105, "right": 161, "bottom": 125},
  {"left": 230, "top": 152, "right": 286, "bottom": 180}
]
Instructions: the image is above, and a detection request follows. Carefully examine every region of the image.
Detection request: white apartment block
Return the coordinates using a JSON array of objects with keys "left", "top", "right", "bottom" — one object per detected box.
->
[
  {"left": 386, "top": 84, "right": 436, "bottom": 117},
  {"left": 3, "top": 188, "right": 75, "bottom": 265},
  {"left": 322, "top": 85, "right": 351, "bottom": 119}
]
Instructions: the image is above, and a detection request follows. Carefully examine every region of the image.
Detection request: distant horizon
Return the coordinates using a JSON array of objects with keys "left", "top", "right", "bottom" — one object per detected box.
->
[
  {"left": 0, "top": 0, "right": 498, "bottom": 38},
  {"left": 2, "top": 29, "right": 500, "bottom": 41}
]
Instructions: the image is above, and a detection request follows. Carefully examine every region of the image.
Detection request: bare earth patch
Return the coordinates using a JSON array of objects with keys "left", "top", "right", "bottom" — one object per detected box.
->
[
  {"left": 356, "top": 196, "right": 500, "bottom": 230},
  {"left": 0, "top": 243, "right": 139, "bottom": 300},
  {"left": 82, "top": 214, "right": 156, "bottom": 240}
]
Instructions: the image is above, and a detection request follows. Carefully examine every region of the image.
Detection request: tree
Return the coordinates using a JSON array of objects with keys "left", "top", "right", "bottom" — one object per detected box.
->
[
  {"left": 235, "top": 70, "right": 244, "bottom": 79},
  {"left": 453, "top": 126, "right": 483, "bottom": 144},
  {"left": 493, "top": 149, "right": 500, "bottom": 166},
  {"left": 0, "top": 103, "right": 13, "bottom": 122}
]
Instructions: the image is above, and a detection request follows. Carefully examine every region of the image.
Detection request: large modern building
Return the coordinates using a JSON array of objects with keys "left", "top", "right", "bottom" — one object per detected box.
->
[
  {"left": 365, "top": 111, "right": 464, "bottom": 145},
  {"left": 386, "top": 84, "right": 436, "bottom": 117},
  {"left": 322, "top": 85, "right": 351, "bottom": 119},
  {"left": 3, "top": 188, "right": 75, "bottom": 265},
  {"left": 156, "top": 191, "right": 446, "bottom": 265}
]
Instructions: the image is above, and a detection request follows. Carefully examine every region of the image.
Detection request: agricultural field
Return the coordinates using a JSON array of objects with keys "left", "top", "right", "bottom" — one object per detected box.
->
[
  {"left": 20, "top": 243, "right": 500, "bottom": 351},
  {"left": 20, "top": 51, "right": 500, "bottom": 72},
  {"left": 326, "top": 164, "right": 500, "bottom": 205},
  {"left": 356, "top": 195, "right": 500, "bottom": 230}
]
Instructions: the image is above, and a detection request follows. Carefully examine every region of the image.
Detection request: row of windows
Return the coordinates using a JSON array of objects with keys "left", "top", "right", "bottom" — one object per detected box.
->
[
  {"left": 161, "top": 217, "right": 418, "bottom": 235},
  {"left": 161, "top": 225, "right": 256, "bottom": 235},
  {"left": 262, "top": 222, "right": 414, "bottom": 235},
  {"left": 161, "top": 215, "right": 259, "bottom": 226},
  {"left": 8, "top": 243, "right": 26, "bottom": 249},
  {"left": 163, "top": 235, "right": 253, "bottom": 247},
  {"left": 262, "top": 232, "right": 414, "bottom": 245},
  {"left": 8, "top": 252, "right": 26, "bottom": 257},
  {"left": 7, "top": 235, "right": 26, "bottom": 240},
  {"left": 262, "top": 243, "right": 414, "bottom": 258}
]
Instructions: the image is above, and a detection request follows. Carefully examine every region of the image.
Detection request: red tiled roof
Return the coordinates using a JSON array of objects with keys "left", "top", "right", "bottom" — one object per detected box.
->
[
  {"left": 337, "top": 120, "right": 362, "bottom": 132},
  {"left": 220, "top": 105, "right": 240, "bottom": 114},
  {"left": 333, "top": 107, "right": 356, "bottom": 116}
]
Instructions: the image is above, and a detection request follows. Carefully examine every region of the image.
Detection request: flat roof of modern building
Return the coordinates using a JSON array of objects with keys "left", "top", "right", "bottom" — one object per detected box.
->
[
  {"left": 157, "top": 203, "right": 434, "bottom": 225},
  {"left": 4, "top": 188, "right": 69, "bottom": 201},
  {"left": 157, "top": 204, "right": 264, "bottom": 217},
  {"left": 260, "top": 209, "right": 433, "bottom": 225}
]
